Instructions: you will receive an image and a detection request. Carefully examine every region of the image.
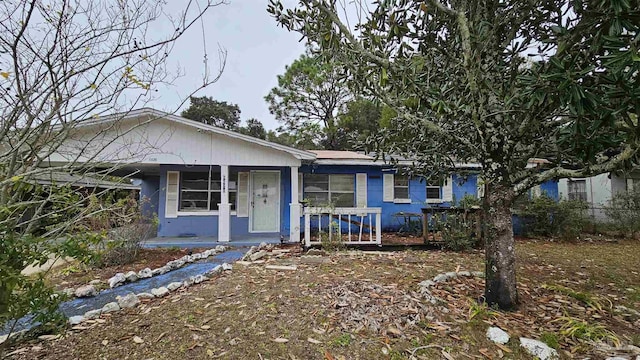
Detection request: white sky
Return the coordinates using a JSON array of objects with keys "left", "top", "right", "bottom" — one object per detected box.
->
[{"left": 148, "top": 0, "right": 305, "bottom": 130}]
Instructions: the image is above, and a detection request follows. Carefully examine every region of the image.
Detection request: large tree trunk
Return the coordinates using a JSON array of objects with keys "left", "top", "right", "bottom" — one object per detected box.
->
[{"left": 483, "top": 184, "right": 518, "bottom": 309}]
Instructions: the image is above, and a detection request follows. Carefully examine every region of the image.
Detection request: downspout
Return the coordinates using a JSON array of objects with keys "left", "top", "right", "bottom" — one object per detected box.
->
[{"left": 589, "top": 177, "right": 595, "bottom": 220}]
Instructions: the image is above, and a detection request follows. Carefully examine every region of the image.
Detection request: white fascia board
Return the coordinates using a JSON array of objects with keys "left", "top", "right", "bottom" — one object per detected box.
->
[{"left": 69, "top": 108, "right": 317, "bottom": 161}]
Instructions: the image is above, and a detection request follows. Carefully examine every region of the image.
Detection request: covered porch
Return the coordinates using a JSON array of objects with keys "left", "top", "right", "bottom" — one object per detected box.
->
[{"left": 136, "top": 164, "right": 305, "bottom": 243}]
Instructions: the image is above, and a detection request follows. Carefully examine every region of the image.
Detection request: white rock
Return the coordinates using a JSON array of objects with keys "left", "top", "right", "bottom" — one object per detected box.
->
[
  {"left": 192, "top": 274, "right": 207, "bottom": 284},
  {"left": 605, "top": 357, "right": 629, "bottom": 360},
  {"left": 221, "top": 263, "right": 233, "bottom": 271},
  {"left": 418, "top": 280, "right": 435, "bottom": 288},
  {"left": 202, "top": 250, "right": 213, "bottom": 258},
  {"left": 167, "top": 282, "right": 183, "bottom": 291},
  {"left": 242, "top": 246, "right": 257, "bottom": 261},
  {"left": 68, "top": 315, "right": 85, "bottom": 325},
  {"left": 215, "top": 245, "right": 226, "bottom": 252},
  {"left": 151, "top": 265, "right": 171, "bottom": 276},
  {"left": 75, "top": 285, "right": 98, "bottom": 298},
  {"left": 84, "top": 309, "right": 102, "bottom": 319},
  {"left": 124, "top": 271, "right": 138, "bottom": 282},
  {"left": 0, "top": 335, "right": 7, "bottom": 345},
  {"left": 487, "top": 327, "right": 510, "bottom": 345},
  {"left": 101, "top": 302, "right": 120, "bottom": 313},
  {"left": 108, "top": 273, "right": 126, "bottom": 288},
  {"left": 250, "top": 250, "right": 268, "bottom": 261},
  {"left": 167, "top": 259, "right": 185, "bottom": 270},
  {"left": 433, "top": 273, "right": 452, "bottom": 283},
  {"left": 62, "top": 288, "right": 75, "bottom": 297},
  {"left": 520, "top": 337, "right": 559, "bottom": 360},
  {"left": 117, "top": 293, "right": 140, "bottom": 308},
  {"left": 136, "top": 292, "right": 155, "bottom": 299},
  {"left": 89, "top": 279, "right": 102, "bottom": 285},
  {"left": 258, "top": 242, "right": 269, "bottom": 250},
  {"left": 207, "top": 265, "right": 223, "bottom": 276},
  {"left": 151, "top": 287, "right": 169, "bottom": 297},
  {"left": 457, "top": 271, "right": 471, "bottom": 277},
  {"left": 137, "top": 268, "right": 153, "bottom": 279},
  {"left": 192, "top": 253, "right": 202, "bottom": 260},
  {"left": 471, "top": 271, "right": 485, "bottom": 278}
]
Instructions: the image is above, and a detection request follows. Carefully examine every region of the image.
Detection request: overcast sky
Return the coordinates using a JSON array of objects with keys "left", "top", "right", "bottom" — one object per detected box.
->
[{"left": 149, "top": 0, "right": 305, "bottom": 131}]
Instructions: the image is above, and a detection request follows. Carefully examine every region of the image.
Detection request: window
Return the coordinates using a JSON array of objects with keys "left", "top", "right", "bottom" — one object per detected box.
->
[
  {"left": 426, "top": 186, "right": 441, "bottom": 201},
  {"left": 303, "top": 174, "right": 355, "bottom": 207},
  {"left": 567, "top": 179, "right": 587, "bottom": 201},
  {"left": 179, "top": 171, "right": 237, "bottom": 212},
  {"left": 394, "top": 175, "right": 410, "bottom": 200}
]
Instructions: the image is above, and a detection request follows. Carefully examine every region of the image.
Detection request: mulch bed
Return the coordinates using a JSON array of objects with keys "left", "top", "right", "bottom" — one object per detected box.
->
[{"left": 47, "top": 247, "right": 208, "bottom": 290}]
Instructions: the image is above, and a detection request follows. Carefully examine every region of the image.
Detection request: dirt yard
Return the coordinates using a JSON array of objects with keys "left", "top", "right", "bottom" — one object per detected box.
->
[
  {"left": 45, "top": 247, "right": 208, "bottom": 290},
  {"left": 5, "top": 239, "right": 640, "bottom": 359}
]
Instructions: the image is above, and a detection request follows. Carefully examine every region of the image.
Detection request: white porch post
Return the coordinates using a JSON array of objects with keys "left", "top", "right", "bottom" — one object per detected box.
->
[
  {"left": 218, "top": 165, "right": 231, "bottom": 242},
  {"left": 289, "top": 166, "right": 301, "bottom": 243}
]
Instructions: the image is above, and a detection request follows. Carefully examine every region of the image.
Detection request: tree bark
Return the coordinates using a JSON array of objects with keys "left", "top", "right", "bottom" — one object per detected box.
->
[{"left": 483, "top": 184, "right": 518, "bottom": 309}]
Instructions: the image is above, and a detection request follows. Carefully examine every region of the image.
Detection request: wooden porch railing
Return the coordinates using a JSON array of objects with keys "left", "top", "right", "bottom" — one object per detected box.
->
[{"left": 303, "top": 207, "right": 382, "bottom": 247}]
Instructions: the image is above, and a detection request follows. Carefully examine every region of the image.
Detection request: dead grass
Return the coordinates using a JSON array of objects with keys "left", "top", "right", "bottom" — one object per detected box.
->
[
  {"left": 46, "top": 247, "right": 207, "bottom": 290},
  {"left": 6, "top": 239, "right": 640, "bottom": 360}
]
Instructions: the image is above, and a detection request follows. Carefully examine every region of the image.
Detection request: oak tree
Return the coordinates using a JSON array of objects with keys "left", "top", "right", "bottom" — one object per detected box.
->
[{"left": 269, "top": 0, "right": 640, "bottom": 308}]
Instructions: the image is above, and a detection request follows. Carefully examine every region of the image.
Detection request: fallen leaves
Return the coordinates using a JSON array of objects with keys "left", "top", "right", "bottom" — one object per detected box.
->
[{"left": 273, "top": 337, "right": 289, "bottom": 343}]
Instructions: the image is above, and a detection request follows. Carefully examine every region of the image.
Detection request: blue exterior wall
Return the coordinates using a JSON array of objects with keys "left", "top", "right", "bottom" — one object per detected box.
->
[
  {"left": 152, "top": 162, "right": 560, "bottom": 238},
  {"left": 157, "top": 165, "right": 291, "bottom": 238},
  {"left": 300, "top": 164, "right": 480, "bottom": 231},
  {"left": 139, "top": 177, "right": 160, "bottom": 219}
]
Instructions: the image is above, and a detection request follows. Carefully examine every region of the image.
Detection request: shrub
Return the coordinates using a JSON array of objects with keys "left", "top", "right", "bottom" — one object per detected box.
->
[
  {"left": 604, "top": 188, "right": 640, "bottom": 238},
  {"left": 89, "top": 197, "right": 157, "bottom": 268},
  {"left": 518, "top": 195, "right": 588, "bottom": 241},
  {"left": 319, "top": 218, "right": 345, "bottom": 251},
  {"left": 432, "top": 212, "right": 479, "bottom": 251}
]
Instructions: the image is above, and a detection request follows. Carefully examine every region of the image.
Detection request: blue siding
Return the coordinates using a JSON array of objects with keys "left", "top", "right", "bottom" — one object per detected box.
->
[
  {"left": 140, "top": 177, "right": 160, "bottom": 219},
  {"left": 541, "top": 180, "right": 559, "bottom": 200},
  {"left": 157, "top": 165, "right": 290, "bottom": 238},
  {"left": 153, "top": 162, "right": 560, "bottom": 238},
  {"left": 300, "top": 165, "right": 480, "bottom": 231}
]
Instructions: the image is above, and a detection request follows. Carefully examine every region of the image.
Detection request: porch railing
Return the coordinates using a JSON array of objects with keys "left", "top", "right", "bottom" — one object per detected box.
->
[{"left": 303, "top": 207, "right": 382, "bottom": 247}]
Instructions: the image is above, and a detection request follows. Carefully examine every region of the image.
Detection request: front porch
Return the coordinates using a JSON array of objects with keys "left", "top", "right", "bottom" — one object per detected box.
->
[{"left": 143, "top": 234, "right": 285, "bottom": 249}]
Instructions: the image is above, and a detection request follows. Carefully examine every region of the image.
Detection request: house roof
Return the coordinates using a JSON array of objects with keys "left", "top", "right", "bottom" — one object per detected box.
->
[
  {"left": 309, "top": 150, "right": 373, "bottom": 160},
  {"left": 30, "top": 172, "right": 140, "bottom": 190},
  {"left": 73, "top": 108, "right": 317, "bottom": 161}
]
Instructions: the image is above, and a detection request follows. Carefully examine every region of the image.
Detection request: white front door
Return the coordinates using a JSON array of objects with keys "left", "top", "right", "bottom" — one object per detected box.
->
[{"left": 250, "top": 171, "right": 280, "bottom": 232}]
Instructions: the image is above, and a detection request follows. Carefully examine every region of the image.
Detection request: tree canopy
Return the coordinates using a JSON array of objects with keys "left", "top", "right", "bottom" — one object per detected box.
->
[
  {"left": 265, "top": 52, "right": 351, "bottom": 149},
  {"left": 269, "top": 0, "right": 640, "bottom": 308},
  {"left": 181, "top": 96, "right": 242, "bottom": 130}
]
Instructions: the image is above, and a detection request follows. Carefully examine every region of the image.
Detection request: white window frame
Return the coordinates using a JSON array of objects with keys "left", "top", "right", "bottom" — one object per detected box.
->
[
  {"left": 393, "top": 174, "right": 411, "bottom": 203},
  {"left": 426, "top": 185, "right": 442, "bottom": 203},
  {"left": 177, "top": 171, "right": 237, "bottom": 216},
  {"left": 567, "top": 179, "right": 587, "bottom": 201},
  {"left": 303, "top": 173, "right": 356, "bottom": 208}
]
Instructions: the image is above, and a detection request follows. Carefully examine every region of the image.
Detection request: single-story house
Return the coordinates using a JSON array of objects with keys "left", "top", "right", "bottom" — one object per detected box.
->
[
  {"left": 48, "top": 108, "right": 559, "bottom": 245},
  {"left": 558, "top": 170, "right": 639, "bottom": 221}
]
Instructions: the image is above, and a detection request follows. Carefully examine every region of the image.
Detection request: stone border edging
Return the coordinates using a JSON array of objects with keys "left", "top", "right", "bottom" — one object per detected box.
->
[
  {"left": 65, "top": 245, "right": 228, "bottom": 300},
  {"left": 68, "top": 262, "right": 233, "bottom": 326}
]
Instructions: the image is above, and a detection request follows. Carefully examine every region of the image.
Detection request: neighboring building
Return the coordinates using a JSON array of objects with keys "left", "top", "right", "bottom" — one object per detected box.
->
[
  {"left": 558, "top": 171, "right": 636, "bottom": 221},
  {"left": 48, "top": 108, "right": 559, "bottom": 244}
]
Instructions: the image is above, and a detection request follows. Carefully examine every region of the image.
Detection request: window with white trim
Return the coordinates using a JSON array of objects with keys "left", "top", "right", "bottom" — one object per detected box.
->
[
  {"left": 567, "top": 179, "right": 587, "bottom": 201},
  {"left": 393, "top": 175, "right": 410, "bottom": 200},
  {"left": 426, "top": 185, "right": 441, "bottom": 201},
  {"left": 179, "top": 171, "right": 236, "bottom": 211},
  {"left": 303, "top": 174, "right": 355, "bottom": 207}
]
